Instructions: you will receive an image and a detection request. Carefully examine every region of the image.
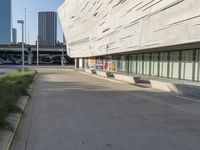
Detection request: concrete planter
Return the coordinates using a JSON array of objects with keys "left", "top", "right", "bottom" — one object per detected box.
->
[
  {"left": 114, "top": 73, "right": 140, "bottom": 84},
  {"left": 96, "top": 71, "right": 107, "bottom": 77},
  {"left": 0, "top": 74, "right": 37, "bottom": 150},
  {"left": 85, "top": 69, "right": 92, "bottom": 74},
  {"left": 150, "top": 80, "right": 200, "bottom": 98}
]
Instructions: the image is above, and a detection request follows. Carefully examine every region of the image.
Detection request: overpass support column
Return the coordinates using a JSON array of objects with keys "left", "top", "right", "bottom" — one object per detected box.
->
[
  {"left": 28, "top": 51, "right": 33, "bottom": 65},
  {"left": 75, "top": 58, "right": 79, "bottom": 69}
]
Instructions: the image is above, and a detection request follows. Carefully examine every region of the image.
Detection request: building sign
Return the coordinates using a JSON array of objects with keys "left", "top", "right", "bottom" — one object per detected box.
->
[
  {"left": 88, "top": 58, "right": 96, "bottom": 70},
  {"left": 96, "top": 58, "right": 103, "bottom": 70}
]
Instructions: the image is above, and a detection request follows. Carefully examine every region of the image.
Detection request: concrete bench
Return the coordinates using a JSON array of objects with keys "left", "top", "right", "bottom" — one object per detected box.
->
[
  {"left": 91, "top": 70, "right": 97, "bottom": 74},
  {"left": 150, "top": 80, "right": 200, "bottom": 98},
  {"left": 106, "top": 72, "right": 114, "bottom": 78},
  {"left": 85, "top": 69, "right": 92, "bottom": 74},
  {"left": 96, "top": 71, "right": 114, "bottom": 77},
  {"left": 96, "top": 70, "right": 107, "bottom": 77},
  {"left": 114, "top": 73, "right": 140, "bottom": 84},
  {"left": 85, "top": 69, "right": 97, "bottom": 74}
]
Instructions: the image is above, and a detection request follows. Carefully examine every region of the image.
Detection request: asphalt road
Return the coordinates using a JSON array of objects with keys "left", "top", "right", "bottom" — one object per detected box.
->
[
  {"left": 11, "top": 67, "right": 200, "bottom": 150},
  {"left": 0, "top": 65, "right": 30, "bottom": 76}
]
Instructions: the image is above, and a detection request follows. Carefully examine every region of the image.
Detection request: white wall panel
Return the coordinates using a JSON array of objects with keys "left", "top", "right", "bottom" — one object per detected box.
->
[{"left": 58, "top": 0, "right": 200, "bottom": 58}]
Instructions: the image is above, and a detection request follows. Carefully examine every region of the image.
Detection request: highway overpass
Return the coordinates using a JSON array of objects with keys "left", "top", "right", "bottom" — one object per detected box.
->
[{"left": 0, "top": 44, "right": 66, "bottom": 53}]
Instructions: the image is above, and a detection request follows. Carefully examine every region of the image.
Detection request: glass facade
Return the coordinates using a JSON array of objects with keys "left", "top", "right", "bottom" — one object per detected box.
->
[
  {"left": 0, "top": 0, "right": 11, "bottom": 44},
  {"left": 128, "top": 49, "right": 199, "bottom": 81},
  {"left": 85, "top": 49, "right": 200, "bottom": 82},
  {"left": 115, "top": 55, "right": 128, "bottom": 73}
]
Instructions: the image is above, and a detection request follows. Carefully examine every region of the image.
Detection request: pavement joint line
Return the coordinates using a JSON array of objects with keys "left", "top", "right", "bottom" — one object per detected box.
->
[
  {"left": 152, "top": 88, "right": 200, "bottom": 103},
  {"left": 174, "top": 95, "right": 200, "bottom": 103}
]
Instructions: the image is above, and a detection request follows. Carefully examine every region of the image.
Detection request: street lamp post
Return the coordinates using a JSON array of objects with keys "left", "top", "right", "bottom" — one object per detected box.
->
[
  {"left": 37, "top": 37, "right": 39, "bottom": 67},
  {"left": 59, "top": 48, "right": 64, "bottom": 67},
  {"left": 17, "top": 20, "right": 24, "bottom": 71},
  {"left": 25, "top": 8, "right": 27, "bottom": 44},
  {"left": 62, "top": 48, "right": 64, "bottom": 67}
]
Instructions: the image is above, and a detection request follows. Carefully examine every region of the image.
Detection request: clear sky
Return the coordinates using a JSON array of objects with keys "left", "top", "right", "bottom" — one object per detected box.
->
[{"left": 12, "top": 0, "right": 64, "bottom": 44}]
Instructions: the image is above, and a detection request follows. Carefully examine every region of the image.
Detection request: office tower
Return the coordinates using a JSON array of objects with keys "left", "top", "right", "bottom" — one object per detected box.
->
[
  {"left": 38, "top": 12, "right": 57, "bottom": 46},
  {"left": 12, "top": 28, "right": 17, "bottom": 44},
  {"left": 0, "top": 0, "right": 11, "bottom": 44}
]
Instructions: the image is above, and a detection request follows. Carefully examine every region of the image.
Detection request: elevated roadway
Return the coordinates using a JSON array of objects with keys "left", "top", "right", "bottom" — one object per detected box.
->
[{"left": 0, "top": 44, "right": 66, "bottom": 53}]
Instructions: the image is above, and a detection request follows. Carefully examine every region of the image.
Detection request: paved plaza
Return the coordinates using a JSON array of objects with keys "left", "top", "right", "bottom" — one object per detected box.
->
[{"left": 10, "top": 67, "right": 200, "bottom": 150}]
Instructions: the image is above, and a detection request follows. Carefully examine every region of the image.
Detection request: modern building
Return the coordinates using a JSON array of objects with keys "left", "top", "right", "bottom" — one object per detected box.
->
[
  {"left": 38, "top": 12, "right": 57, "bottom": 46},
  {"left": 12, "top": 28, "right": 17, "bottom": 44},
  {"left": 58, "top": 0, "right": 200, "bottom": 82},
  {"left": 0, "top": 0, "right": 12, "bottom": 44}
]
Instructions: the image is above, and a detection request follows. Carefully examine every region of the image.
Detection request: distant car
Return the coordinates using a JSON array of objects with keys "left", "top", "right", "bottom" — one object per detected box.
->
[
  {"left": 5, "top": 59, "right": 12, "bottom": 64},
  {"left": 15, "top": 59, "right": 22, "bottom": 65},
  {"left": 0, "top": 59, "right": 6, "bottom": 64},
  {"left": 52, "top": 56, "right": 61, "bottom": 64}
]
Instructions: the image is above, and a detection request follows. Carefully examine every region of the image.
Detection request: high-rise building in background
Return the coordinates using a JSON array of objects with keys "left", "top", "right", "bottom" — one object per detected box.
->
[
  {"left": 0, "top": 0, "right": 11, "bottom": 44},
  {"left": 38, "top": 12, "right": 57, "bottom": 46},
  {"left": 12, "top": 28, "right": 17, "bottom": 44}
]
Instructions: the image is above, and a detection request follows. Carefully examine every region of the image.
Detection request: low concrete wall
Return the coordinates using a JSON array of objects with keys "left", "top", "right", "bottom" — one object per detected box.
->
[
  {"left": 85, "top": 69, "right": 92, "bottom": 74},
  {"left": 150, "top": 80, "right": 179, "bottom": 92},
  {"left": 96, "top": 71, "right": 107, "bottom": 77},
  {"left": 150, "top": 80, "right": 200, "bottom": 98},
  {"left": 114, "top": 74, "right": 140, "bottom": 84}
]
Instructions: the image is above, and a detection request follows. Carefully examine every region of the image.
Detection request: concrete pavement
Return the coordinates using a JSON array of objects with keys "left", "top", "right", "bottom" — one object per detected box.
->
[{"left": 10, "top": 67, "right": 200, "bottom": 150}]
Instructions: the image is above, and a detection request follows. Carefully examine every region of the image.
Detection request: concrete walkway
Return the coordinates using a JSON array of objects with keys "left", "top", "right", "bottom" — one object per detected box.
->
[{"left": 11, "top": 67, "right": 200, "bottom": 150}]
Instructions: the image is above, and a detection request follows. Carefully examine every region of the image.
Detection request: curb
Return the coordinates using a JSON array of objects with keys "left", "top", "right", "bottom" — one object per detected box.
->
[{"left": 0, "top": 73, "right": 38, "bottom": 150}]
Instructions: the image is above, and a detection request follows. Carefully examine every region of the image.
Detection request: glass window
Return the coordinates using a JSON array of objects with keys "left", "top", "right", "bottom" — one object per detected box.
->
[
  {"left": 121, "top": 55, "right": 127, "bottom": 72},
  {"left": 151, "top": 53, "right": 159, "bottom": 76},
  {"left": 137, "top": 54, "right": 143, "bottom": 74},
  {"left": 116, "top": 55, "right": 128, "bottom": 73},
  {"left": 195, "top": 50, "right": 200, "bottom": 82},
  {"left": 129, "top": 55, "right": 137, "bottom": 74},
  {"left": 116, "top": 56, "right": 121, "bottom": 71},
  {"left": 169, "top": 51, "right": 179, "bottom": 79},
  {"left": 143, "top": 54, "right": 150, "bottom": 75},
  {"left": 180, "top": 50, "right": 193, "bottom": 80},
  {"left": 159, "top": 52, "right": 168, "bottom": 77}
]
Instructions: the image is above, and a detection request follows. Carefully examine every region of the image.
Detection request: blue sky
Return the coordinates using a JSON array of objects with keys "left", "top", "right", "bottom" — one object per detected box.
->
[{"left": 12, "top": 0, "right": 64, "bottom": 44}]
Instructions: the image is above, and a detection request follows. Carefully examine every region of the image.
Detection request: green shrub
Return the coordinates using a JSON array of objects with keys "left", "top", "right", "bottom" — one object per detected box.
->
[{"left": 0, "top": 70, "right": 36, "bottom": 127}]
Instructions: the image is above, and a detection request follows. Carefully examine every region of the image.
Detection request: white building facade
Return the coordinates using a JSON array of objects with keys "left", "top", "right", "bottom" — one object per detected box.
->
[{"left": 58, "top": 0, "right": 200, "bottom": 82}]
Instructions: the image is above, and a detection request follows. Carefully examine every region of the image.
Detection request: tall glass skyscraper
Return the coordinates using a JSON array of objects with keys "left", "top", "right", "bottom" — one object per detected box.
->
[
  {"left": 0, "top": 0, "right": 11, "bottom": 44},
  {"left": 38, "top": 12, "right": 57, "bottom": 46}
]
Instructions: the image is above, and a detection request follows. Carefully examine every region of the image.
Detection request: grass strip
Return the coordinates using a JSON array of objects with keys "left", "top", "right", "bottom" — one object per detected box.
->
[{"left": 0, "top": 70, "right": 37, "bottom": 127}]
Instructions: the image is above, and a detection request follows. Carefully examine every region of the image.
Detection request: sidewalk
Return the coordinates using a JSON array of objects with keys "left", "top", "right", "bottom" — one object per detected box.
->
[{"left": 10, "top": 67, "right": 200, "bottom": 150}]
